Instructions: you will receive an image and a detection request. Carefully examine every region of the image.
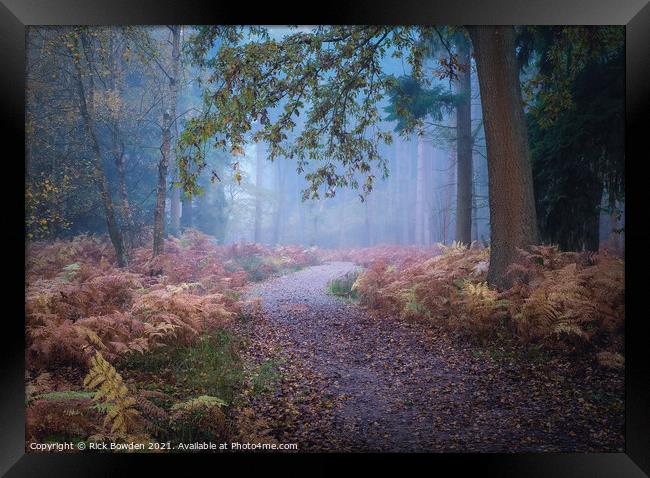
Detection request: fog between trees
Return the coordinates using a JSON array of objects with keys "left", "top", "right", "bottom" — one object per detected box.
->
[{"left": 26, "top": 25, "right": 624, "bottom": 287}]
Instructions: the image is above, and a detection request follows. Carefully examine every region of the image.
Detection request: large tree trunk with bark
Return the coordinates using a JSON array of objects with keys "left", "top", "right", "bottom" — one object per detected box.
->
[
  {"left": 73, "top": 32, "right": 128, "bottom": 267},
  {"left": 153, "top": 26, "right": 181, "bottom": 257},
  {"left": 468, "top": 26, "right": 538, "bottom": 288},
  {"left": 455, "top": 34, "right": 473, "bottom": 246}
]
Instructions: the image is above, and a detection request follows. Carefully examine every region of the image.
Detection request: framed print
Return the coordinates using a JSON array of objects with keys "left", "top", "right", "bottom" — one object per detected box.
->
[{"left": 2, "top": 0, "right": 648, "bottom": 475}]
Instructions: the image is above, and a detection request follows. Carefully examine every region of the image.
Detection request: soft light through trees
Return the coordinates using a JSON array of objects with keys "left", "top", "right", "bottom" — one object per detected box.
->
[{"left": 25, "top": 25, "right": 625, "bottom": 287}]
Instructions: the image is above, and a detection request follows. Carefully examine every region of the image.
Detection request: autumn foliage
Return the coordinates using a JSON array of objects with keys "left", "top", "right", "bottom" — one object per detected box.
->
[
  {"left": 24, "top": 232, "right": 624, "bottom": 448},
  {"left": 25, "top": 230, "right": 320, "bottom": 445},
  {"left": 346, "top": 243, "right": 624, "bottom": 366}
]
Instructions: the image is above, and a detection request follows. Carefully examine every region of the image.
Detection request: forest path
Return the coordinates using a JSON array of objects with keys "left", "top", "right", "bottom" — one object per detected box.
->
[{"left": 241, "top": 262, "right": 619, "bottom": 452}]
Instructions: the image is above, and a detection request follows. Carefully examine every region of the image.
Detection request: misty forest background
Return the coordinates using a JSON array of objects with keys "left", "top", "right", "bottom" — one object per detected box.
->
[
  {"left": 25, "top": 26, "right": 625, "bottom": 452},
  {"left": 26, "top": 26, "right": 624, "bottom": 263}
]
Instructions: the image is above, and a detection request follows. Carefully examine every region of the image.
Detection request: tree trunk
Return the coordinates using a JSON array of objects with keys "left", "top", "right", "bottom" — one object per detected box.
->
[
  {"left": 297, "top": 195, "right": 306, "bottom": 245},
  {"left": 442, "top": 146, "right": 456, "bottom": 244},
  {"left": 214, "top": 181, "right": 227, "bottom": 244},
  {"left": 114, "top": 143, "right": 135, "bottom": 248},
  {"left": 584, "top": 184, "right": 604, "bottom": 252},
  {"left": 364, "top": 196, "right": 371, "bottom": 247},
  {"left": 414, "top": 134, "right": 426, "bottom": 246},
  {"left": 338, "top": 187, "right": 347, "bottom": 247},
  {"left": 472, "top": 173, "right": 479, "bottom": 242},
  {"left": 408, "top": 138, "right": 417, "bottom": 244},
  {"left": 397, "top": 137, "right": 409, "bottom": 244},
  {"left": 181, "top": 193, "right": 193, "bottom": 229},
  {"left": 194, "top": 183, "right": 211, "bottom": 235},
  {"left": 389, "top": 142, "right": 399, "bottom": 243},
  {"left": 108, "top": 31, "right": 137, "bottom": 251},
  {"left": 608, "top": 198, "right": 622, "bottom": 255},
  {"left": 272, "top": 159, "right": 285, "bottom": 245},
  {"left": 169, "top": 118, "right": 181, "bottom": 237},
  {"left": 153, "top": 25, "right": 181, "bottom": 256},
  {"left": 310, "top": 200, "right": 323, "bottom": 247},
  {"left": 170, "top": 73, "right": 183, "bottom": 239},
  {"left": 169, "top": 175, "right": 181, "bottom": 236},
  {"left": 153, "top": 116, "right": 171, "bottom": 255},
  {"left": 254, "top": 142, "right": 264, "bottom": 243},
  {"left": 424, "top": 140, "right": 433, "bottom": 246},
  {"left": 73, "top": 32, "right": 128, "bottom": 267},
  {"left": 468, "top": 26, "right": 538, "bottom": 288},
  {"left": 455, "top": 34, "right": 473, "bottom": 246}
]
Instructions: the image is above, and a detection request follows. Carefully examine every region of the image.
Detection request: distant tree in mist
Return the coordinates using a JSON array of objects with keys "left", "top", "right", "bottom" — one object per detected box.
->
[
  {"left": 180, "top": 24, "right": 605, "bottom": 285},
  {"left": 25, "top": 25, "right": 624, "bottom": 285}
]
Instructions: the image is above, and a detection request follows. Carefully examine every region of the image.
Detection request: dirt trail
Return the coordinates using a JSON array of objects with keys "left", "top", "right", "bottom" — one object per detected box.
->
[{"left": 243, "top": 262, "right": 624, "bottom": 452}]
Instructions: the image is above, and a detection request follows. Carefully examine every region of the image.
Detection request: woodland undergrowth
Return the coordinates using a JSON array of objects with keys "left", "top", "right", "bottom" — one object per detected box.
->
[
  {"left": 340, "top": 242, "right": 624, "bottom": 368},
  {"left": 25, "top": 233, "right": 624, "bottom": 450},
  {"left": 25, "top": 230, "right": 319, "bottom": 449}
]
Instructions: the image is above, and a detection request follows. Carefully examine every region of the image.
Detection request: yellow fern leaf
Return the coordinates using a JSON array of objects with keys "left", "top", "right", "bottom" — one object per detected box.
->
[{"left": 83, "top": 351, "right": 139, "bottom": 437}]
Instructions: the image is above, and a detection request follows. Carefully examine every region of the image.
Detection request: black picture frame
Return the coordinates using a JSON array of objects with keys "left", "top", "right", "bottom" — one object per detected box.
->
[{"left": 2, "top": 0, "right": 648, "bottom": 475}]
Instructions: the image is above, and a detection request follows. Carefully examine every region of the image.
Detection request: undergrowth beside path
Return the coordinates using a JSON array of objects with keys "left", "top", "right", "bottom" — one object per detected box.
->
[{"left": 25, "top": 235, "right": 624, "bottom": 452}]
